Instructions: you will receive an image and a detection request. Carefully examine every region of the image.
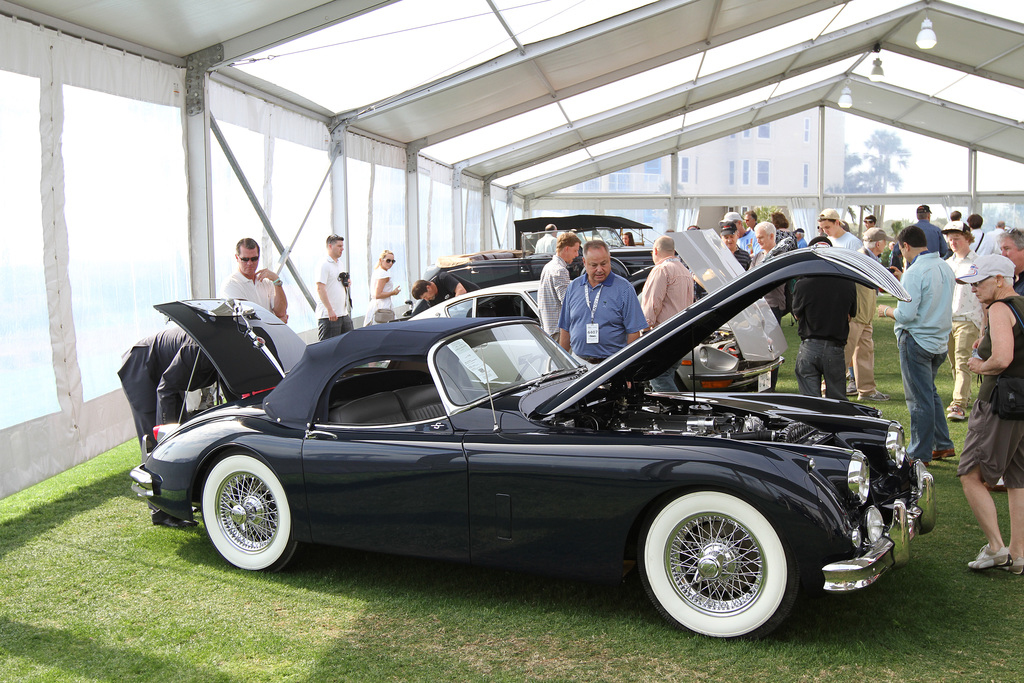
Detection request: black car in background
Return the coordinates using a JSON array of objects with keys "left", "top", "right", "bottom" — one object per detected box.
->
[
  {"left": 419, "top": 215, "right": 660, "bottom": 293},
  {"left": 514, "top": 214, "right": 660, "bottom": 282}
]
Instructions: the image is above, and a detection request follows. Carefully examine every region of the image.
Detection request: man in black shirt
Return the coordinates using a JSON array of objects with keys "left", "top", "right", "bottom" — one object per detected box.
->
[
  {"left": 410, "top": 272, "right": 480, "bottom": 315},
  {"left": 792, "top": 237, "right": 857, "bottom": 400},
  {"left": 118, "top": 326, "right": 218, "bottom": 527}
]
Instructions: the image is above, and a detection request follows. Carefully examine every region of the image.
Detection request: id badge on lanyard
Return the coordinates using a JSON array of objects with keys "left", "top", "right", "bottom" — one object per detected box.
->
[{"left": 585, "top": 284, "right": 602, "bottom": 344}]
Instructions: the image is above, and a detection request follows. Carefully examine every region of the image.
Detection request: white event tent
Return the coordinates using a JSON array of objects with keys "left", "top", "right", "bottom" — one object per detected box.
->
[{"left": 3, "top": 0, "right": 1024, "bottom": 498}]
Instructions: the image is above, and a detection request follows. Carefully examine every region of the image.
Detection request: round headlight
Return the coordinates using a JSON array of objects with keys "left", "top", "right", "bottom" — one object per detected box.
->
[
  {"left": 864, "top": 506, "right": 885, "bottom": 544},
  {"left": 885, "top": 423, "right": 907, "bottom": 466},
  {"left": 847, "top": 451, "right": 870, "bottom": 504}
]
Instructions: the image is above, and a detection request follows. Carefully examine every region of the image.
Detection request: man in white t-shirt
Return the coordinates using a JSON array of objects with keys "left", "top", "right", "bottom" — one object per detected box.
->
[
  {"left": 818, "top": 209, "right": 861, "bottom": 250},
  {"left": 219, "top": 237, "right": 288, "bottom": 323},
  {"left": 315, "top": 234, "right": 353, "bottom": 340}
]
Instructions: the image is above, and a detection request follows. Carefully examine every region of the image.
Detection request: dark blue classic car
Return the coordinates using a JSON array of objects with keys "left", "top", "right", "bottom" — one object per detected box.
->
[{"left": 131, "top": 246, "right": 933, "bottom": 639}]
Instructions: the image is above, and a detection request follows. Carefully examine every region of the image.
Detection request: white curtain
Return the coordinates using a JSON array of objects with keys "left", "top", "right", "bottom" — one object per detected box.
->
[
  {"left": 676, "top": 196, "right": 700, "bottom": 231},
  {"left": 345, "top": 133, "right": 407, "bottom": 321},
  {"left": 1, "top": 17, "right": 186, "bottom": 499},
  {"left": 462, "top": 175, "right": 484, "bottom": 253},
  {"left": 788, "top": 197, "right": 820, "bottom": 233},
  {"left": 419, "top": 158, "right": 454, "bottom": 265}
]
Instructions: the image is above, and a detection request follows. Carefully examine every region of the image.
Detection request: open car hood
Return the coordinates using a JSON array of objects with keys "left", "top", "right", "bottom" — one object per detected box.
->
[
  {"left": 530, "top": 238, "right": 909, "bottom": 417},
  {"left": 154, "top": 299, "right": 306, "bottom": 397},
  {"left": 676, "top": 230, "right": 786, "bottom": 362}
]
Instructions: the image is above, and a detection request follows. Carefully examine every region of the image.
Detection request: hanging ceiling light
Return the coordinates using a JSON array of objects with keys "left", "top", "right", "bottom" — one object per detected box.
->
[
  {"left": 838, "top": 85, "right": 853, "bottom": 109},
  {"left": 916, "top": 16, "right": 937, "bottom": 49},
  {"left": 869, "top": 58, "right": 885, "bottom": 81},
  {"left": 869, "top": 43, "right": 884, "bottom": 82}
]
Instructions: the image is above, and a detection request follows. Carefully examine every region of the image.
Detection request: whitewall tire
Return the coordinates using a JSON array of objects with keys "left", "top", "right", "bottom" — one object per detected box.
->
[
  {"left": 638, "top": 490, "right": 797, "bottom": 639},
  {"left": 201, "top": 454, "right": 297, "bottom": 572}
]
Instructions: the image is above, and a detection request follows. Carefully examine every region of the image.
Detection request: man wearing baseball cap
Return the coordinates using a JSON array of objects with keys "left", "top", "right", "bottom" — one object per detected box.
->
[
  {"left": 719, "top": 222, "right": 751, "bottom": 270},
  {"left": 817, "top": 209, "right": 861, "bottom": 250},
  {"left": 794, "top": 228, "right": 807, "bottom": 248},
  {"left": 876, "top": 225, "right": 956, "bottom": 465},
  {"left": 891, "top": 204, "right": 950, "bottom": 273},
  {"left": 943, "top": 222, "right": 984, "bottom": 421}
]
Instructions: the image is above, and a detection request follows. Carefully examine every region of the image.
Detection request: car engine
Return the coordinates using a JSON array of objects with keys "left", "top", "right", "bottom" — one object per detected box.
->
[{"left": 555, "top": 392, "right": 826, "bottom": 445}]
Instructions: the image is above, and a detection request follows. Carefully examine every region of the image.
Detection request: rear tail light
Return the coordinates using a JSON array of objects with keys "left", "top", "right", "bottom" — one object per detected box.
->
[{"left": 153, "top": 423, "right": 181, "bottom": 444}]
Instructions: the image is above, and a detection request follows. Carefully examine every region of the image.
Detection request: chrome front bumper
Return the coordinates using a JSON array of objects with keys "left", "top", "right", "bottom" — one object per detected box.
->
[
  {"left": 130, "top": 465, "right": 156, "bottom": 498},
  {"left": 821, "top": 460, "right": 935, "bottom": 592}
]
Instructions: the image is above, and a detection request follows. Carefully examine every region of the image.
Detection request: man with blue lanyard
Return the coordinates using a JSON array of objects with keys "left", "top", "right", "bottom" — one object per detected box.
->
[{"left": 558, "top": 240, "right": 647, "bottom": 364}]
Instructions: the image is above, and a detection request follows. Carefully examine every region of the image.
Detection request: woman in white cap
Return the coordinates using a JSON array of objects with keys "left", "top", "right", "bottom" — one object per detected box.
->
[{"left": 957, "top": 254, "right": 1024, "bottom": 574}]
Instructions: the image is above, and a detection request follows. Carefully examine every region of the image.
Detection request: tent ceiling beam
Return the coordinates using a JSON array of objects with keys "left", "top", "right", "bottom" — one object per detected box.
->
[
  {"left": 338, "top": 0, "right": 847, "bottom": 142},
  {"left": 214, "top": 0, "right": 403, "bottom": 67},
  {"left": 458, "top": 5, "right": 930, "bottom": 180}
]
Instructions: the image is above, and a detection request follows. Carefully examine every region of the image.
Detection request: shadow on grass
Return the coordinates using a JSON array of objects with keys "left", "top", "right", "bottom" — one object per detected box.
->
[
  {"left": 0, "top": 465, "right": 136, "bottom": 563},
  {"left": 0, "top": 616, "right": 235, "bottom": 682},
  {"left": 177, "top": 527, "right": 960, "bottom": 654}
]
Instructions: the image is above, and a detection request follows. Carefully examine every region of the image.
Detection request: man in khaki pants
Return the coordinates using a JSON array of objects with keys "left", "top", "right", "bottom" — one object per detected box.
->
[
  {"left": 943, "top": 222, "right": 983, "bottom": 421},
  {"left": 846, "top": 227, "right": 890, "bottom": 402}
]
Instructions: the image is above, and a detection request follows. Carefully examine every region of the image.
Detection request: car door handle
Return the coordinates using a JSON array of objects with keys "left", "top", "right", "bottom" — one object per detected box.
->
[{"left": 306, "top": 429, "right": 337, "bottom": 440}]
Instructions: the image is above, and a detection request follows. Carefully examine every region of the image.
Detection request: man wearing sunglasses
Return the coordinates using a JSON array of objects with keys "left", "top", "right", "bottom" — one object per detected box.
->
[
  {"left": 315, "top": 235, "right": 353, "bottom": 340},
  {"left": 220, "top": 237, "right": 289, "bottom": 323}
]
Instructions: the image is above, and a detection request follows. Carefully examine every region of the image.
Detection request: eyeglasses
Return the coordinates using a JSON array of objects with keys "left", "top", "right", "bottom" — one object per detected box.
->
[
  {"left": 237, "top": 256, "right": 259, "bottom": 262},
  {"left": 384, "top": 258, "right": 395, "bottom": 264},
  {"left": 865, "top": 219, "right": 875, "bottom": 224}
]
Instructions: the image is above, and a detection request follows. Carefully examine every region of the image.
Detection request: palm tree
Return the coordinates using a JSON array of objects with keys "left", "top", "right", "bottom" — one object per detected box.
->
[{"left": 838, "top": 131, "right": 910, "bottom": 229}]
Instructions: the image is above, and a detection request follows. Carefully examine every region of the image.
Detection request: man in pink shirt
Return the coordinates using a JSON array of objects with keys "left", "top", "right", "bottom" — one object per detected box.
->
[{"left": 641, "top": 235, "right": 694, "bottom": 392}]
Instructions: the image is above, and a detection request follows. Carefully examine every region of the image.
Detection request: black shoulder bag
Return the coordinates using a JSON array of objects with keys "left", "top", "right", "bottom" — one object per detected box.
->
[{"left": 994, "top": 300, "right": 1024, "bottom": 420}]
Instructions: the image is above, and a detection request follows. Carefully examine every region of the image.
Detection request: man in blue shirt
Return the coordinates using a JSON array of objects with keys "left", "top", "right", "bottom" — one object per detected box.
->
[
  {"left": 876, "top": 225, "right": 956, "bottom": 464},
  {"left": 891, "top": 204, "right": 950, "bottom": 272},
  {"left": 794, "top": 228, "right": 807, "bottom": 248},
  {"left": 558, "top": 240, "right": 647, "bottom": 363}
]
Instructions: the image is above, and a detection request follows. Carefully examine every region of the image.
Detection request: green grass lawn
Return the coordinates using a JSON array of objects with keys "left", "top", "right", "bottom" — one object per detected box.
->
[{"left": 2, "top": 301, "right": 1021, "bottom": 682}]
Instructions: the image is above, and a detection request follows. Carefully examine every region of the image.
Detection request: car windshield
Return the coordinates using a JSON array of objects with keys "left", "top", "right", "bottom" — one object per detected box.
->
[
  {"left": 432, "top": 323, "right": 580, "bottom": 406},
  {"left": 573, "top": 227, "right": 624, "bottom": 247}
]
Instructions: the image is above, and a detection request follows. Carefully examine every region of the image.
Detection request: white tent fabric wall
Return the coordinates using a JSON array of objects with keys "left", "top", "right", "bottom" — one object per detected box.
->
[
  {"left": 209, "top": 82, "right": 333, "bottom": 334},
  {"left": 1, "top": 17, "right": 184, "bottom": 499},
  {"left": 344, "top": 131, "right": 408, "bottom": 320}
]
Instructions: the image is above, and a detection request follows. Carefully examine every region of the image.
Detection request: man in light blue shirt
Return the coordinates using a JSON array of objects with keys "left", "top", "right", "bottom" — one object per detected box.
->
[
  {"left": 876, "top": 225, "right": 956, "bottom": 463},
  {"left": 558, "top": 240, "right": 647, "bottom": 363}
]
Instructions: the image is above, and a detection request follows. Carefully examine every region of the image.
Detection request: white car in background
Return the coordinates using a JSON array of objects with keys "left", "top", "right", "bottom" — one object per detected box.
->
[{"left": 410, "top": 280, "right": 783, "bottom": 393}]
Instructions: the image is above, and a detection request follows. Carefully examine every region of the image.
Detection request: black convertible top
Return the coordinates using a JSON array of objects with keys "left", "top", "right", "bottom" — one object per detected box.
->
[{"left": 263, "top": 317, "right": 490, "bottom": 428}]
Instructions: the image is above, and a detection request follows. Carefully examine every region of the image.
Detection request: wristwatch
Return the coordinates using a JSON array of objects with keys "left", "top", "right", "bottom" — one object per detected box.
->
[{"left": 272, "top": 278, "right": 283, "bottom": 286}]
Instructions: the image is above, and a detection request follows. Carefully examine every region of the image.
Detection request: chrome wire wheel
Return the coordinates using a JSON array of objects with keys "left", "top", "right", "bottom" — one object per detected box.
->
[
  {"left": 639, "top": 491, "right": 797, "bottom": 639},
  {"left": 201, "top": 454, "right": 297, "bottom": 572},
  {"left": 216, "top": 471, "right": 279, "bottom": 553},
  {"left": 667, "top": 514, "right": 764, "bottom": 615}
]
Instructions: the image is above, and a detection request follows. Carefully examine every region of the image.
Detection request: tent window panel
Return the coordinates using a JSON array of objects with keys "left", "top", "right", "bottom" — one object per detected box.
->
[
  {"left": 62, "top": 85, "right": 190, "bottom": 401},
  {"left": 0, "top": 70, "right": 59, "bottom": 428}
]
